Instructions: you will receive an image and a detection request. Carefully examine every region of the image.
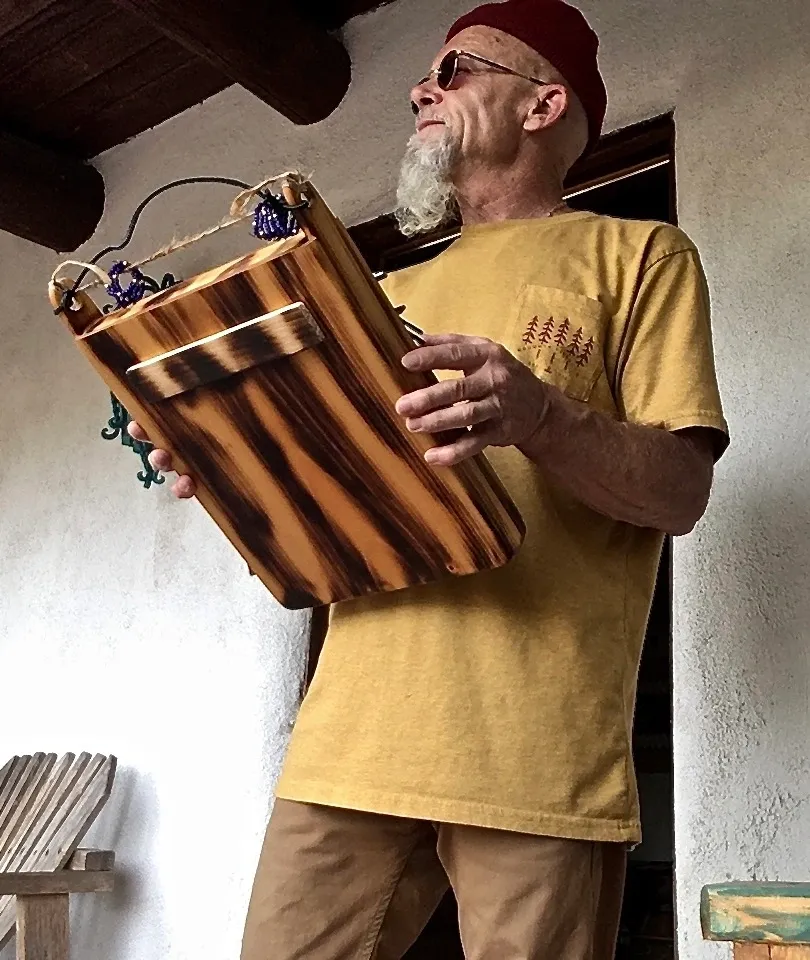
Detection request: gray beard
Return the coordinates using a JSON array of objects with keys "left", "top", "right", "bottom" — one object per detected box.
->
[{"left": 394, "top": 129, "right": 459, "bottom": 237}]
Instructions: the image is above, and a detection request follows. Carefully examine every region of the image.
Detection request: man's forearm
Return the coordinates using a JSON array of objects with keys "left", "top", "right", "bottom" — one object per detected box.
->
[{"left": 517, "top": 386, "right": 714, "bottom": 536}]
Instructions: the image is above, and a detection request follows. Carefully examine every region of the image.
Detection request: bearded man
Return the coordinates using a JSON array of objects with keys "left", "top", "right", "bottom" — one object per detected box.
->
[{"left": 131, "top": 0, "right": 728, "bottom": 956}]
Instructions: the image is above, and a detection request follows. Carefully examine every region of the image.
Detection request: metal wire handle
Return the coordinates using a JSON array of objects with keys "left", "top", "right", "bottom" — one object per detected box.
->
[{"left": 53, "top": 176, "right": 266, "bottom": 314}]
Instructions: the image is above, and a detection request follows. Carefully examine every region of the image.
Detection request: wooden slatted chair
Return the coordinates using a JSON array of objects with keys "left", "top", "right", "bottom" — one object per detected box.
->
[
  {"left": 702, "top": 882, "right": 810, "bottom": 959},
  {"left": 0, "top": 752, "right": 117, "bottom": 960}
]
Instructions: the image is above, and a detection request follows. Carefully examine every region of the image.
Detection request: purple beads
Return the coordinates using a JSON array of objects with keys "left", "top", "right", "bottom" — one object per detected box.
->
[
  {"left": 252, "top": 195, "right": 298, "bottom": 241},
  {"left": 105, "top": 261, "right": 147, "bottom": 309}
]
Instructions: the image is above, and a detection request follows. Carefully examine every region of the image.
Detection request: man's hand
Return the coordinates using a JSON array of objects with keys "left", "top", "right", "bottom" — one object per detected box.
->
[
  {"left": 395, "top": 331, "right": 718, "bottom": 534},
  {"left": 395, "top": 333, "right": 549, "bottom": 466},
  {"left": 127, "top": 422, "right": 197, "bottom": 499}
]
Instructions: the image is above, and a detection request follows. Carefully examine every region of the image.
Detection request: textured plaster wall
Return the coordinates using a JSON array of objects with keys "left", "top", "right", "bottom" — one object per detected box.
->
[
  {"left": 0, "top": 0, "right": 807, "bottom": 958},
  {"left": 588, "top": 7, "right": 810, "bottom": 957}
]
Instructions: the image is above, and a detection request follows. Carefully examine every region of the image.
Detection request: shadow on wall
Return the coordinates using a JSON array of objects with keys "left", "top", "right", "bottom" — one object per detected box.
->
[{"left": 70, "top": 768, "right": 168, "bottom": 960}]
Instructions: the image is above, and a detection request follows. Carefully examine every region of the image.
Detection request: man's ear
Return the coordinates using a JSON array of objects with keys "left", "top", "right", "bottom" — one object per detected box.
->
[{"left": 523, "top": 84, "right": 568, "bottom": 132}]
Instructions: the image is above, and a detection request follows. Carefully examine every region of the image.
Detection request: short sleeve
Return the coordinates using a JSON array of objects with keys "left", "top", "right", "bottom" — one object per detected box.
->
[{"left": 616, "top": 247, "right": 729, "bottom": 458}]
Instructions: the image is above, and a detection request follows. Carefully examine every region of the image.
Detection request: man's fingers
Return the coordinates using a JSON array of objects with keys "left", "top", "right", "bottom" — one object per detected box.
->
[
  {"left": 424, "top": 429, "right": 492, "bottom": 467},
  {"left": 171, "top": 475, "right": 197, "bottom": 499},
  {"left": 127, "top": 421, "right": 149, "bottom": 442},
  {"left": 405, "top": 397, "right": 499, "bottom": 435},
  {"left": 131, "top": 422, "right": 174, "bottom": 474},
  {"left": 148, "top": 448, "right": 174, "bottom": 473},
  {"left": 149, "top": 447, "right": 196, "bottom": 497},
  {"left": 396, "top": 371, "right": 489, "bottom": 417},
  {"left": 128, "top": 422, "right": 177, "bottom": 476},
  {"left": 417, "top": 333, "right": 491, "bottom": 346},
  {"left": 126, "top": 420, "right": 196, "bottom": 496},
  {"left": 402, "top": 340, "right": 491, "bottom": 373}
]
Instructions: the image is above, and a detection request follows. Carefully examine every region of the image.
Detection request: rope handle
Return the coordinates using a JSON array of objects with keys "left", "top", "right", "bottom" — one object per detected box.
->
[
  {"left": 50, "top": 172, "right": 309, "bottom": 306},
  {"left": 228, "top": 172, "right": 307, "bottom": 218},
  {"left": 50, "top": 260, "right": 112, "bottom": 290}
]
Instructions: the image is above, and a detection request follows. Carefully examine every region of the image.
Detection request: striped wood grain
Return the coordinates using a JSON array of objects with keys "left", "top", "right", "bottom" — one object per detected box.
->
[
  {"left": 126, "top": 301, "right": 323, "bottom": 401},
  {"left": 50, "top": 180, "right": 525, "bottom": 608}
]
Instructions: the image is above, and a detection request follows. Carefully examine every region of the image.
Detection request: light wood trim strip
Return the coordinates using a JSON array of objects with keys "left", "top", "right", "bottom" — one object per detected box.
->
[{"left": 126, "top": 301, "right": 323, "bottom": 401}]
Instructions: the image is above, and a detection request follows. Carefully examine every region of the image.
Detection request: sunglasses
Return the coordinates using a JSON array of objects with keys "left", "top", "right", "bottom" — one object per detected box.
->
[{"left": 411, "top": 49, "right": 551, "bottom": 114}]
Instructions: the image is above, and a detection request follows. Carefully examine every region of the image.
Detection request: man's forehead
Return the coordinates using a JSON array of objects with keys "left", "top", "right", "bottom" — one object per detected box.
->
[{"left": 431, "top": 25, "right": 540, "bottom": 71}]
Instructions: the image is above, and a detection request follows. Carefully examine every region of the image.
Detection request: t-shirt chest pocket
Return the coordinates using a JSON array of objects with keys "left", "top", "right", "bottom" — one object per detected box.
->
[{"left": 506, "top": 285, "right": 609, "bottom": 403}]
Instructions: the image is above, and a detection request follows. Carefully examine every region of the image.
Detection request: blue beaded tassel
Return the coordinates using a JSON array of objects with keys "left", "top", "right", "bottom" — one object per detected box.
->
[
  {"left": 99, "top": 189, "right": 297, "bottom": 490},
  {"left": 251, "top": 193, "right": 298, "bottom": 240},
  {"left": 105, "top": 261, "right": 147, "bottom": 309},
  {"left": 101, "top": 263, "right": 177, "bottom": 488}
]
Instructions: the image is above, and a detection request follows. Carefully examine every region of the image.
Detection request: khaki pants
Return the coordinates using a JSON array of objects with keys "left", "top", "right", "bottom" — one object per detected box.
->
[{"left": 241, "top": 799, "right": 627, "bottom": 960}]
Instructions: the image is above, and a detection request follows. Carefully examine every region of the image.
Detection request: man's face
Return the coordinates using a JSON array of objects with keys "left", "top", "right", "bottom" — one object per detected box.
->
[
  {"left": 409, "top": 26, "right": 541, "bottom": 171},
  {"left": 396, "top": 26, "right": 556, "bottom": 236}
]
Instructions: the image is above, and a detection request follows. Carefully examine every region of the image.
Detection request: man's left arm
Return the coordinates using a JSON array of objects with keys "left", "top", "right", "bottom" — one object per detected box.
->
[
  {"left": 395, "top": 246, "right": 728, "bottom": 537},
  {"left": 516, "top": 388, "right": 718, "bottom": 536}
]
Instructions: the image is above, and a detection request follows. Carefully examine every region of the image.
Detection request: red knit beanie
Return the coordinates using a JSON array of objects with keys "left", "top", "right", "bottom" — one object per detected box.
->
[{"left": 446, "top": 0, "right": 607, "bottom": 151}]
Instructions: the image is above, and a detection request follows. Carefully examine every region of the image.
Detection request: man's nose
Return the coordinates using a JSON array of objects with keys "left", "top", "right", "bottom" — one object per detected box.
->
[{"left": 410, "top": 79, "right": 443, "bottom": 114}]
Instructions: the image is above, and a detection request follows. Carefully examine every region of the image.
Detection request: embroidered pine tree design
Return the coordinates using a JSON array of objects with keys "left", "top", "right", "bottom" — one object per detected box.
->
[
  {"left": 544, "top": 318, "right": 571, "bottom": 372},
  {"left": 563, "top": 326, "right": 584, "bottom": 368},
  {"left": 530, "top": 316, "right": 555, "bottom": 362},
  {"left": 522, "top": 316, "right": 540, "bottom": 345},
  {"left": 538, "top": 317, "right": 554, "bottom": 344},
  {"left": 576, "top": 336, "right": 595, "bottom": 366},
  {"left": 554, "top": 318, "right": 570, "bottom": 347}
]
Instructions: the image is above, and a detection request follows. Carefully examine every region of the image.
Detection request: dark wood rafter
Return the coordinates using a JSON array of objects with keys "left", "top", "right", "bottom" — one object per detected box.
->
[
  {"left": 301, "top": 0, "right": 398, "bottom": 30},
  {"left": 107, "top": 0, "right": 352, "bottom": 125},
  {"left": 0, "top": 129, "right": 104, "bottom": 251},
  {"left": 0, "top": 0, "right": 390, "bottom": 158},
  {"left": 0, "top": 0, "right": 392, "bottom": 248}
]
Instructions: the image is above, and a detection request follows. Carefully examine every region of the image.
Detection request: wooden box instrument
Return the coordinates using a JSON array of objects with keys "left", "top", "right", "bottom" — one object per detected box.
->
[{"left": 48, "top": 175, "right": 524, "bottom": 608}]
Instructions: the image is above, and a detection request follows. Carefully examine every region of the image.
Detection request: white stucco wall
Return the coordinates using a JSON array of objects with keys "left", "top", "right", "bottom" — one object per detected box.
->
[{"left": 0, "top": 0, "right": 807, "bottom": 957}]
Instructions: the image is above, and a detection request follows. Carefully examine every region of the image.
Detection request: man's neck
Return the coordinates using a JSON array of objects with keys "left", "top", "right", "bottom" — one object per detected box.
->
[{"left": 454, "top": 161, "right": 567, "bottom": 225}]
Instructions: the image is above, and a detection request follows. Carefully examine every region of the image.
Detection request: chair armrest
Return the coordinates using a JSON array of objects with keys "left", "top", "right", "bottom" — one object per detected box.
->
[
  {"left": 0, "top": 872, "right": 113, "bottom": 895},
  {"left": 65, "top": 849, "right": 115, "bottom": 872}
]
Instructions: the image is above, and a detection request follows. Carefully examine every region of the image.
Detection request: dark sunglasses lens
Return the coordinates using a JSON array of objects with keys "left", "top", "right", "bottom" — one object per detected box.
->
[
  {"left": 437, "top": 52, "right": 458, "bottom": 89},
  {"left": 411, "top": 53, "right": 456, "bottom": 112}
]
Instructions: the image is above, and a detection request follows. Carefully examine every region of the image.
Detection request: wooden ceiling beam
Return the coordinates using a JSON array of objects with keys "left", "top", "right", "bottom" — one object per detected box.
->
[
  {"left": 108, "top": 0, "right": 352, "bottom": 125},
  {"left": 299, "top": 0, "right": 397, "bottom": 31},
  {"left": 0, "top": 129, "right": 104, "bottom": 251}
]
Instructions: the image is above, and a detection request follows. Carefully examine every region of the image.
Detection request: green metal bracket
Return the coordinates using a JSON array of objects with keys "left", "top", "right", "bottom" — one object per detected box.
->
[{"left": 101, "top": 393, "right": 164, "bottom": 489}]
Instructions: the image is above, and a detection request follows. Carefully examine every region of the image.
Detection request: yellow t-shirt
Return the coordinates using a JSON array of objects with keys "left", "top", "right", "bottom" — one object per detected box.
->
[{"left": 276, "top": 211, "right": 728, "bottom": 843}]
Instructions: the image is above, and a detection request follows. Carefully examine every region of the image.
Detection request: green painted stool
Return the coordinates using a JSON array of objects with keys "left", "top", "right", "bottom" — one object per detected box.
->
[{"left": 702, "top": 883, "right": 810, "bottom": 959}]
